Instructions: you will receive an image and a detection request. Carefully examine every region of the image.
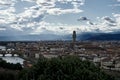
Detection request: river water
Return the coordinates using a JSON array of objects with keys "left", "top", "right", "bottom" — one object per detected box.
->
[{"left": 0, "top": 54, "right": 24, "bottom": 64}]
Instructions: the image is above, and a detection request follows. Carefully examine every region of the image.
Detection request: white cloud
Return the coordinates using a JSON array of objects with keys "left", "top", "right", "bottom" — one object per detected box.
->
[
  {"left": 113, "top": 14, "right": 120, "bottom": 26},
  {"left": 0, "top": 7, "right": 16, "bottom": 24},
  {"left": 117, "top": 0, "right": 120, "bottom": 2},
  {"left": 30, "top": 21, "right": 102, "bottom": 35},
  {"left": 10, "top": 24, "right": 23, "bottom": 31},
  {"left": 0, "top": 28, "right": 6, "bottom": 31},
  {"left": 1, "top": 0, "right": 120, "bottom": 36},
  {"left": 0, "top": 0, "right": 16, "bottom": 6},
  {"left": 91, "top": 15, "right": 120, "bottom": 33},
  {"left": 0, "top": 0, "right": 85, "bottom": 34},
  {"left": 36, "top": 0, "right": 84, "bottom": 15},
  {"left": 4, "top": 0, "right": 119, "bottom": 36},
  {"left": 47, "top": 8, "right": 83, "bottom": 15},
  {"left": 36, "top": 0, "right": 56, "bottom": 8}
]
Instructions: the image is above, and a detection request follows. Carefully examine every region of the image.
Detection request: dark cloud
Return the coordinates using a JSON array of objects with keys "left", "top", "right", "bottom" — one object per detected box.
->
[
  {"left": 77, "top": 17, "right": 89, "bottom": 21},
  {"left": 87, "top": 21, "right": 94, "bottom": 25},
  {"left": 103, "top": 16, "right": 116, "bottom": 23},
  {"left": 41, "top": 27, "right": 47, "bottom": 30},
  {"left": 108, "top": 23, "right": 117, "bottom": 26},
  {"left": 33, "top": 14, "right": 44, "bottom": 22},
  {"left": 59, "top": 27, "right": 64, "bottom": 30}
]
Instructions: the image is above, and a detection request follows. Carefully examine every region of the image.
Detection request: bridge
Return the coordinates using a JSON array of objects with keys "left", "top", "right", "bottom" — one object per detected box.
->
[
  {"left": 0, "top": 50, "right": 20, "bottom": 57},
  {"left": 0, "top": 48, "right": 42, "bottom": 59}
]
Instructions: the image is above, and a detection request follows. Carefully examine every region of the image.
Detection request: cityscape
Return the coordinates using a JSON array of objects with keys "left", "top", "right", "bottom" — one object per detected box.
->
[
  {"left": 0, "top": 31, "right": 120, "bottom": 79},
  {"left": 0, "top": 0, "right": 120, "bottom": 80}
]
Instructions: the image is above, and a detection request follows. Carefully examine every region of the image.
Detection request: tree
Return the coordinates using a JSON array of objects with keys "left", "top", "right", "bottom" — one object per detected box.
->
[
  {"left": 0, "top": 58, "right": 22, "bottom": 70},
  {"left": 19, "top": 55, "right": 115, "bottom": 80}
]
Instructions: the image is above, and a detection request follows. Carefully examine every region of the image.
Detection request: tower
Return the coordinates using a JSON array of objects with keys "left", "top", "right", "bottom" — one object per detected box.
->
[
  {"left": 72, "top": 31, "right": 76, "bottom": 43},
  {"left": 72, "top": 31, "right": 76, "bottom": 50}
]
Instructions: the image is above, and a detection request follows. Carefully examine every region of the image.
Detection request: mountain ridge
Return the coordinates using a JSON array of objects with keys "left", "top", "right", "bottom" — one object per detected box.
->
[{"left": 0, "top": 33, "right": 120, "bottom": 41}]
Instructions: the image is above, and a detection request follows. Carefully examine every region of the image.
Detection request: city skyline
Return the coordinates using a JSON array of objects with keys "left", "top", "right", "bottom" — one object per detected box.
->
[{"left": 0, "top": 0, "right": 120, "bottom": 38}]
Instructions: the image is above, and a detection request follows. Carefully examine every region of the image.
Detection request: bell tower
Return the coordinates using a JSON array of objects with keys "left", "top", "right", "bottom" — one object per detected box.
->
[{"left": 72, "top": 31, "right": 76, "bottom": 43}]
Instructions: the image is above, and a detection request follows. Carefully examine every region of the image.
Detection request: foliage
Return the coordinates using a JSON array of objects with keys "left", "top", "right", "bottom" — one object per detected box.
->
[
  {"left": 19, "top": 55, "right": 115, "bottom": 80},
  {"left": 0, "top": 58, "right": 22, "bottom": 70},
  {"left": 0, "top": 70, "right": 19, "bottom": 80},
  {"left": 0, "top": 58, "right": 22, "bottom": 80}
]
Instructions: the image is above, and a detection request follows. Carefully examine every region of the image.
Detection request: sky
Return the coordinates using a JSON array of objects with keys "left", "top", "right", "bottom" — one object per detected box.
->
[{"left": 0, "top": 0, "right": 120, "bottom": 36}]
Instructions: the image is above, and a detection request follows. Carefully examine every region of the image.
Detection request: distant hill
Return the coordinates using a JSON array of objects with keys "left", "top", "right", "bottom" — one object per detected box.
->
[
  {"left": 84, "top": 33, "right": 120, "bottom": 41},
  {"left": 0, "top": 34, "right": 70, "bottom": 41},
  {"left": 0, "top": 33, "right": 120, "bottom": 41}
]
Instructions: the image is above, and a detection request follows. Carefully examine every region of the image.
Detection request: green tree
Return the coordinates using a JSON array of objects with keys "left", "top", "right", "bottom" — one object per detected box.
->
[
  {"left": 19, "top": 55, "right": 115, "bottom": 80},
  {"left": 0, "top": 58, "right": 22, "bottom": 70}
]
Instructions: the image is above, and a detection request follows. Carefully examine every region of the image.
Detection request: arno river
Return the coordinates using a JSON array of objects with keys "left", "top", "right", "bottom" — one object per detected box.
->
[{"left": 0, "top": 54, "right": 24, "bottom": 64}]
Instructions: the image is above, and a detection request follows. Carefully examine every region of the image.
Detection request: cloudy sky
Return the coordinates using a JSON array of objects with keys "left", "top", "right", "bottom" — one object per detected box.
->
[{"left": 0, "top": 0, "right": 120, "bottom": 36}]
